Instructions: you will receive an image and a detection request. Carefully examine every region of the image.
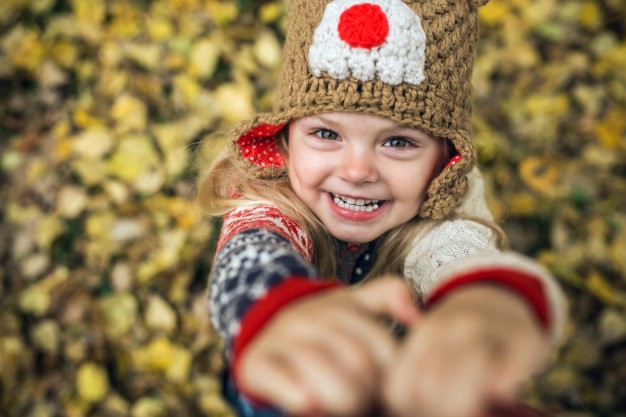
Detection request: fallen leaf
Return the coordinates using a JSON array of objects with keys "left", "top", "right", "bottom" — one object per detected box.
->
[{"left": 76, "top": 362, "right": 110, "bottom": 403}]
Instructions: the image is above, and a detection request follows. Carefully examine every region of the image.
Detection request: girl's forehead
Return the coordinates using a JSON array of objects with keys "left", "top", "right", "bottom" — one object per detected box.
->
[
  {"left": 292, "top": 112, "right": 432, "bottom": 136},
  {"left": 295, "top": 112, "right": 412, "bottom": 128}
]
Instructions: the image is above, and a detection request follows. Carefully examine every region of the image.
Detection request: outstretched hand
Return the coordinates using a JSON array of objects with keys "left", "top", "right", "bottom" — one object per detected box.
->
[
  {"left": 382, "top": 285, "right": 550, "bottom": 417},
  {"left": 236, "top": 277, "right": 420, "bottom": 416}
]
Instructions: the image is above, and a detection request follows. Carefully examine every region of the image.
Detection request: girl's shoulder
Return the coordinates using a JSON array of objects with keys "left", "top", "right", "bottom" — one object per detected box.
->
[{"left": 219, "top": 205, "right": 313, "bottom": 262}]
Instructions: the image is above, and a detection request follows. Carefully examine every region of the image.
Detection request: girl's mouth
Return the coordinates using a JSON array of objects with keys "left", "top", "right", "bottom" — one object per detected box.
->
[{"left": 330, "top": 193, "right": 385, "bottom": 212}]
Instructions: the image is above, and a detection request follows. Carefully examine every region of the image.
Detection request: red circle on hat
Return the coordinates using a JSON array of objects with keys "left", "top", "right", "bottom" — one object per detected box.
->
[{"left": 338, "top": 3, "right": 389, "bottom": 49}]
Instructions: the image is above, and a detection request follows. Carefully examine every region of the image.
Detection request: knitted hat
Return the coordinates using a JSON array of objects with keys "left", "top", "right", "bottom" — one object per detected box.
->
[{"left": 230, "top": 0, "right": 488, "bottom": 219}]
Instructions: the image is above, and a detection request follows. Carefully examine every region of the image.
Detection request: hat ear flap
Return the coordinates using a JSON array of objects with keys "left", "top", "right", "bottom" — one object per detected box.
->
[{"left": 235, "top": 123, "right": 287, "bottom": 169}]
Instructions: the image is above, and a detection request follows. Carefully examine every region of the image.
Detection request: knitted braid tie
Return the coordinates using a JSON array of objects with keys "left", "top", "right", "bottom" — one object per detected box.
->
[{"left": 230, "top": 0, "right": 488, "bottom": 220}]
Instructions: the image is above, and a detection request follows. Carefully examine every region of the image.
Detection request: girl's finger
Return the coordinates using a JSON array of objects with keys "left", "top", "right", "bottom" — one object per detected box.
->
[
  {"left": 239, "top": 351, "right": 314, "bottom": 414},
  {"left": 328, "top": 305, "right": 399, "bottom": 370},
  {"left": 290, "top": 343, "right": 374, "bottom": 416},
  {"left": 350, "top": 277, "right": 421, "bottom": 325}
]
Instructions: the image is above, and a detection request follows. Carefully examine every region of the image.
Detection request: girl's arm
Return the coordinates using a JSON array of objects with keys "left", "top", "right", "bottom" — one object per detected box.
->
[
  {"left": 210, "top": 206, "right": 418, "bottom": 416},
  {"left": 387, "top": 216, "right": 567, "bottom": 417}
]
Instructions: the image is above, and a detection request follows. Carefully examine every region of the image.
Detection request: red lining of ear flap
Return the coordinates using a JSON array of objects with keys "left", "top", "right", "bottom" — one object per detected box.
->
[
  {"left": 236, "top": 123, "right": 286, "bottom": 169},
  {"left": 444, "top": 155, "right": 462, "bottom": 170}
]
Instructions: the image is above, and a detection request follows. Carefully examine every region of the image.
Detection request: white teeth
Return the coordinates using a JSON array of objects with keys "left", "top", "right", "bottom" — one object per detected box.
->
[{"left": 332, "top": 193, "right": 383, "bottom": 212}]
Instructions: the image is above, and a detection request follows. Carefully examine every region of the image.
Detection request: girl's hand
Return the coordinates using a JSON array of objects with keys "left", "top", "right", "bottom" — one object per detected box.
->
[
  {"left": 383, "top": 285, "right": 549, "bottom": 417},
  {"left": 237, "top": 277, "right": 420, "bottom": 417}
]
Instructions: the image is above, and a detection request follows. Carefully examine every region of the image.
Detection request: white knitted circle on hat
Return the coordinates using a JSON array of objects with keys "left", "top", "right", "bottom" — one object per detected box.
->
[{"left": 309, "top": 0, "right": 427, "bottom": 86}]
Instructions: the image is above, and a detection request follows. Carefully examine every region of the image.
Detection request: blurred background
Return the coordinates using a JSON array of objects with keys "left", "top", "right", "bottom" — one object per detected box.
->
[{"left": 0, "top": 0, "right": 625, "bottom": 416}]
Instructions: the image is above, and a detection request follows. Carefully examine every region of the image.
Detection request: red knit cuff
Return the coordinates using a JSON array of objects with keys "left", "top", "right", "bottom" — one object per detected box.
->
[
  {"left": 425, "top": 268, "right": 551, "bottom": 332},
  {"left": 232, "top": 276, "right": 342, "bottom": 403}
]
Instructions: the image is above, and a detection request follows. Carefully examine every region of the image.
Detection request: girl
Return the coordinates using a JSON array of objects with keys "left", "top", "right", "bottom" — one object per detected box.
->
[{"left": 199, "top": 0, "right": 566, "bottom": 416}]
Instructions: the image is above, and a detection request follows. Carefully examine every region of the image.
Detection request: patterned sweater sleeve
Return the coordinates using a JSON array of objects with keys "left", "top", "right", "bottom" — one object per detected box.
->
[{"left": 209, "top": 206, "right": 332, "bottom": 358}]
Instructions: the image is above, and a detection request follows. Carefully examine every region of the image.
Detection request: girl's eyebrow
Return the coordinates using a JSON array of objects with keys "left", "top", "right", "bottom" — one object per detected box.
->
[
  {"left": 306, "top": 114, "right": 340, "bottom": 128},
  {"left": 303, "top": 114, "right": 432, "bottom": 139}
]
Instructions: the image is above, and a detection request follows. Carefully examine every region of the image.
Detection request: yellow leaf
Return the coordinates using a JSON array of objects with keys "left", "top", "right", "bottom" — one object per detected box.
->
[
  {"left": 478, "top": 2, "right": 509, "bottom": 26},
  {"left": 609, "top": 229, "right": 626, "bottom": 277},
  {"left": 103, "top": 180, "right": 130, "bottom": 204},
  {"left": 37, "top": 60, "right": 67, "bottom": 89},
  {"left": 173, "top": 74, "right": 201, "bottom": 108},
  {"left": 70, "top": 0, "right": 105, "bottom": 26},
  {"left": 586, "top": 271, "right": 626, "bottom": 306},
  {"left": 20, "top": 254, "right": 50, "bottom": 279},
  {"left": 5, "top": 201, "right": 41, "bottom": 225},
  {"left": 48, "top": 39, "right": 79, "bottom": 68},
  {"left": 97, "top": 70, "right": 128, "bottom": 97},
  {"left": 253, "top": 31, "right": 282, "bottom": 69},
  {"left": 1, "top": 150, "right": 23, "bottom": 172},
  {"left": 86, "top": 211, "right": 115, "bottom": 241},
  {"left": 519, "top": 155, "right": 560, "bottom": 196},
  {"left": 593, "top": 42, "right": 626, "bottom": 77},
  {"left": 107, "top": 3, "right": 141, "bottom": 39},
  {"left": 189, "top": 37, "right": 220, "bottom": 78},
  {"left": 72, "top": 128, "right": 115, "bottom": 159},
  {"left": 110, "top": 218, "right": 147, "bottom": 244},
  {"left": 124, "top": 43, "right": 162, "bottom": 70},
  {"left": 506, "top": 192, "right": 537, "bottom": 216},
  {"left": 215, "top": 82, "right": 255, "bottom": 124},
  {"left": 76, "top": 362, "right": 109, "bottom": 403},
  {"left": 73, "top": 108, "right": 106, "bottom": 129},
  {"left": 165, "top": 346, "right": 192, "bottom": 382},
  {"left": 99, "top": 41, "right": 124, "bottom": 68},
  {"left": 2, "top": 25, "right": 45, "bottom": 72},
  {"left": 71, "top": 158, "right": 106, "bottom": 185},
  {"left": 131, "top": 337, "right": 192, "bottom": 383},
  {"left": 130, "top": 397, "right": 165, "bottom": 417},
  {"left": 134, "top": 337, "right": 174, "bottom": 371},
  {"left": 26, "top": 156, "right": 49, "bottom": 183},
  {"left": 98, "top": 293, "right": 138, "bottom": 338},
  {"left": 111, "top": 95, "right": 148, "bottom": 133},
  {"left": 523, "top": 93, "right": 570, "bottom": 118},
  {"left": 145, "top": 296, "right": 177, "bottom": 333},
  {"left": 206, "top": 2, "right": 239, "bottom": 25},
  {"left": 102, "top": 393, "right": 130, "bottom": 415},
  {"left": 146, "top": 16, "right": 174, "bottom": 41},
  {"left": 260, "top": 2, "right": 282, "bottom": 23},
  {"left": 18, "top": 284, "right": 50, "bottom": 315},
  {"left": 31, "top": 320, "right": 61, "bottom": 355},
  {"left": 36, "top": 215, "right": 64, "bottom": 249},
  {"left": 106, "top": 134, "right": 159, "bottom": 182},
  {"left": 595, "top": 108, "right": 626, "bottom": 149},
  {"left": 29, "top": 0, "right": 55, "bottom": 14},
  {"left": 131, "top": 74, "right": 163, "bottom": 100},
  {"left": 153, "top": 122, "right": 185, "bottom": 154},
  {"left": 579, "top": 1, "right": 602, "bottom": 30},
  {"left": 167, "top": 197, "right": 199, "bottom": 230},
  {"left": 57, "top": 186, "right": 88, "bottom": 218},
  {"left": 54, "top": 137, "right": 73, "bottom": 160},
  {"left": 164, "top": 51, "right": 186, "bottom": 71},
  {"left": 70, "top": 0, "right": 105, "bottom": 42}
]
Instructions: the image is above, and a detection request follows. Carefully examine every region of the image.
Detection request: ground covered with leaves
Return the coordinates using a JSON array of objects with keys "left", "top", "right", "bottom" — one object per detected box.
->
[{"left": 1, "top": 0, "right": 625, "bottom": 416}]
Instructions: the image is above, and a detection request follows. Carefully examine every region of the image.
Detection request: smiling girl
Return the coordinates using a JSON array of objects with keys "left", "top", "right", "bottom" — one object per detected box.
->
[{"left": 199, "top": 1, "right": 566, "bottom": 416}]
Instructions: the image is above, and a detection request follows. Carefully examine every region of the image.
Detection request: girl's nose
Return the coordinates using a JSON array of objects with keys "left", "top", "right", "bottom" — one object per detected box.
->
[{"left": 337, "top": 149, "right": 379, "bottom": 184}]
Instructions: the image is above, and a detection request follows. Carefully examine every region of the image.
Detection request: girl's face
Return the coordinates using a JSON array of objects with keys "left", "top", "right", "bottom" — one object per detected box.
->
[{"left": 285, "top": 112, "right": 443, "bottom": 243}]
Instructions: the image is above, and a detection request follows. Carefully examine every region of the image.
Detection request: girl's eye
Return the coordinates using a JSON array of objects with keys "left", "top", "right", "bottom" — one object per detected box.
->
[
  {"left": 315, "top": 129, "right": 338, "bottom": 140},
  {"left": 384, "top": 137, "right": 414, "bottom": 148}
]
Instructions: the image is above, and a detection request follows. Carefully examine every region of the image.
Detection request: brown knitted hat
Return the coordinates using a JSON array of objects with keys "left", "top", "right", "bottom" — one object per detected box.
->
[{"left": 230, "top": 0, "right": 488, "bottom": 219}]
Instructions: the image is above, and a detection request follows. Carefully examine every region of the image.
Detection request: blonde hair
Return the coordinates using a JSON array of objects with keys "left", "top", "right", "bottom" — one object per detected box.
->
[{"left": 198, "top": 140, "right": 508, "bottom": 280}]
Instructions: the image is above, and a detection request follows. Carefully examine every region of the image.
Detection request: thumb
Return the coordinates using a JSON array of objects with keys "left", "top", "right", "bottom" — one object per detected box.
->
[{"left": 350, "top": 276, "right": 421, "bottom": 325}]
